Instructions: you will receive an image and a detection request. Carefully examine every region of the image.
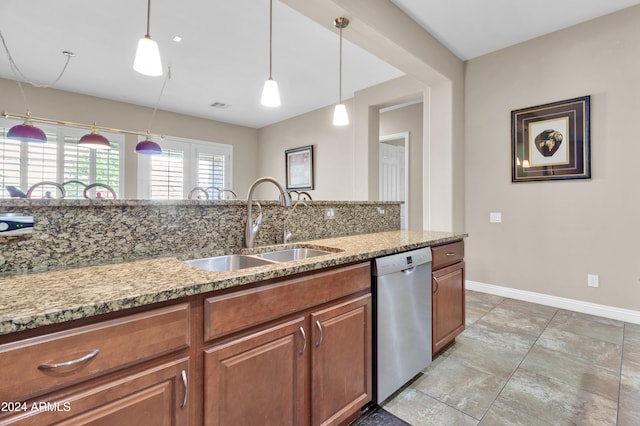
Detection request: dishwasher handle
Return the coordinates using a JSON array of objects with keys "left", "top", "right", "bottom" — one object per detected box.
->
[{"left": 401, "top": 267, "right": 416, "bottom": 275}]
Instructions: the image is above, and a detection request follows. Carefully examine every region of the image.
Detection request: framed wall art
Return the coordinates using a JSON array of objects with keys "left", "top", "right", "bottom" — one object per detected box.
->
[
  {"left": 511, "top": 96, "right": 590, "bottom": 182},
  {"left": 285, "top": 145, "right": 314, "bottom": 191}
]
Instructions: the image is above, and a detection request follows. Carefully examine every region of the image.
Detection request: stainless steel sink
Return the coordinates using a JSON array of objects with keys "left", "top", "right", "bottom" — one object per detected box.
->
[
  {"left": 255, "top": 248, "right": 334, "bottom": 262},
  {"left": 184, "top": 254, "right": 276, "bottom": 272}
]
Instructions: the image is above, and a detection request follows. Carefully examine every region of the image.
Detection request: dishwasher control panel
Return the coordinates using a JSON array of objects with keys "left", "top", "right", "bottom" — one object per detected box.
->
[
  {"left": 0, "top": 213, "right": 34, "bottom": 236},
  {"left": 372, "top": 247, "right": 432, "bottom": 276}
]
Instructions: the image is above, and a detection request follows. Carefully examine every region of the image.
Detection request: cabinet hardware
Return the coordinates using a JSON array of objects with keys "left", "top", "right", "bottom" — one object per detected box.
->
[
  {"left": 37, "top": 349, "right": 100, "bottom": 370},
  {"left": 433, "top": 276, "right": 439, "bottom": 294},
  {"left": 315, "top": 320, "right": 323, "bottom": 347},
  {"left": 299, "top": 326, "right": 307, "bottom": 355},
  {"left": 446, "top": 252, "right": 456, "bottom": 256},
  {"left": 180, "top": 370, "right": 188, "bottom": 409}
]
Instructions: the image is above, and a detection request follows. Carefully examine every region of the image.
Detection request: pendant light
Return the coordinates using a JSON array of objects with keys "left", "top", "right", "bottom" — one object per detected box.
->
[
  {"left": 136, "top": 132, "right": 162, "bottom": 155},
  {"left": 78, "top": 123, "right": 111, "bottom": 149},
  {"left": 134, "top": 0, "right": 163, "bottom": 77},
  {"left": 260, "top": 0, "right": 280, "bottom": 107},
  {"left": 333, "top": 17, "right": 349, "bottom": 126},
  {"left": 7, "top": 111, "right": 47, "bottom": 143}
]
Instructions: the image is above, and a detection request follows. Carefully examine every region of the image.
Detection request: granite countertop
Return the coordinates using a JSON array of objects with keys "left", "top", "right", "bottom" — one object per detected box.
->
[{"left": 0, "top": 230, "right": 466, "bottom": 336}]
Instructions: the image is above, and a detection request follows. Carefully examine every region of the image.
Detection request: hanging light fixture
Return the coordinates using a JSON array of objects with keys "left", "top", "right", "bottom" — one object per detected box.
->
[
  {"left": 134, "top": 0, "right": 163, "bottom": 77},
  {"left": 136, "top": 132, "right": 162, "bottom": 155},
  {"left": 260, "top": 0, "right": 280, "bottom": 107},
  {"left": 7, "top": 111, "right": 47, "bottom": 143},
  {"left": 78, "top": 123, "right": 112, "bottom": 149},
  {"left": 333, "top": 17, "right": 350, "bottom": 126}
]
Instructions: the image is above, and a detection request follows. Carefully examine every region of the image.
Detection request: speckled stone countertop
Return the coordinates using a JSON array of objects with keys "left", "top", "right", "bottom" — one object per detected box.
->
[{"left": 0, "top": 230, "right": 466, "bottom": 336}]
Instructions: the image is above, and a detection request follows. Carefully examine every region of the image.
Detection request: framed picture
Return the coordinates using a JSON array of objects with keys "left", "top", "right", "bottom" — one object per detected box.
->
[
  {"left": 511, "top": 96, "right": 590, "bottom": 182},
  {"left": 285, "top": 145, "right": 314, "bottom": 190}
]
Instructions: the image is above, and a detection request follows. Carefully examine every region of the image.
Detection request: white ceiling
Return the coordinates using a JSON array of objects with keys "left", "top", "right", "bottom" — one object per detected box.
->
[{"left": 1, "top": 0, "right": 639, "bottom": 129}]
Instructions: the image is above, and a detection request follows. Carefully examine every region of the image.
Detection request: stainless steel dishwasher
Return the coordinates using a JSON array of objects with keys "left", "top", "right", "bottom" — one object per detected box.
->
[{"left": 373, "top": 247, "right": 432, "bottom": 403}]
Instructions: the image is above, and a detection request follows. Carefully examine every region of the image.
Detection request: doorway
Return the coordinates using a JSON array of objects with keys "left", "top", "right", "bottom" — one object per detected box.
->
[{"left": 379, "top": 132, "right": 409, "bottom": 229}]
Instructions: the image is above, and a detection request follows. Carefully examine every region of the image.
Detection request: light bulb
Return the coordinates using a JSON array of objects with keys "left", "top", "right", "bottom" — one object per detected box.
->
[
  {"left": 333, "top": 103, "right": 349, "bottom": 126},
  {"left": 261, "top": 78, "right": 281, "bottom": 107},
  {"left": 134, "top": 35, "right": 163, "bottom": 77}
]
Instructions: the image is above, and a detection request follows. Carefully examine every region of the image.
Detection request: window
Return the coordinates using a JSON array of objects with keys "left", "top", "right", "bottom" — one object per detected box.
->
[
  {"left": 0, "top": 120, "right": 123, "bottom": 199},
  {"left": 137, "top": 136, "right": 232, "bottom": 200}
]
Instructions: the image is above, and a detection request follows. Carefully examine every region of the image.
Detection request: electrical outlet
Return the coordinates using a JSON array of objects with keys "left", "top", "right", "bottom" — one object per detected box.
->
[
  {"left": 489, "top": 212, "right": 502, "bottom": 223},
  {"left": 324, "top": 208, "right": 335, "bottom": 220},
  {"left": 587, "top": 274, "right": 599, "bottom": 288},
  {"left": 377, "top": 207, "right": 386, "bottom": 215}
]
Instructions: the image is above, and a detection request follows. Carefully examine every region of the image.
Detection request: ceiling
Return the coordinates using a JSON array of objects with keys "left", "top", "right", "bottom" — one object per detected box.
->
[{"left": 1, "top": 0, "right": 639, "bottom": 129}]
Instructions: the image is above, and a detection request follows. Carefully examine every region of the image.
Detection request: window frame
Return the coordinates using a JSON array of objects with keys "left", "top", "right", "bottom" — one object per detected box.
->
[
  {"left": 0, "top": 118, "right": 125, "bottom": 198},
  {"left": 137, "top": 135, "right": 233, "bottom": 200}
]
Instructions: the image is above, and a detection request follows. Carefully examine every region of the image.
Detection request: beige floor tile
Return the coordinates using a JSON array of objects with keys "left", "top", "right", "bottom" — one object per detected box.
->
[
  {"left": 460, "top": 318, "right": 539, "bottom": 355},
  {"left": 519, "top": 345, "right": 620, "bottom": 401},
  {"left": 412, "top": 357, "right": 506, "bottom": 419},
  {"left": 443, "top": 335, "right": 525, "bottom": 379},
  {"left": 497, "top": 369, "right": 618, "bottom": 425},
  {"left": 384, "top": 388, "right": 478, "bottom": 426},
  {"left": 547, "top": 309, "right": 624, "bottom": 345},
  {"left": 536, "top": 327, "right": 622, "bottom": 373},
  {"left": 479, "top": 399, "right": 554, "bottom": 426},
  {"left": 474, "top": 305, "right": 551, "bottom": 337},
  {"left": 619, "top": 359, "right": 640, "bottom": 426}
]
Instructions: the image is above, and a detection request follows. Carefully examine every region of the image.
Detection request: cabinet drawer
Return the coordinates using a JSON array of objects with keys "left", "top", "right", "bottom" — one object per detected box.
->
[
  {"left": 204, "top": 262, "right": 371, "bottom": 341},
  {"left": 0, "top": 303, "right": 190, "bottom": 402},
  {"left": 431, "top": 240, "right": 464, "bottom": 270}
]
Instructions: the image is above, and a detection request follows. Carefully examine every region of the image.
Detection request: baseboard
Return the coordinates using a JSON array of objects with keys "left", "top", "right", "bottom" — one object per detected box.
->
[{"left": 466, "top": 280, "right": 640, "bottom": 325}]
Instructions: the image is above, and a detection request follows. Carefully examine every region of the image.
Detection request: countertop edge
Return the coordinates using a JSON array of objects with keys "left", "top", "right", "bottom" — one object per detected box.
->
[{"left": 0, "top": 231, "right": 467, "bottom": 337}]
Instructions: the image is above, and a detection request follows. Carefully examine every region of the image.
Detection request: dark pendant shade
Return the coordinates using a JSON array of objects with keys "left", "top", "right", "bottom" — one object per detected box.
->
[
  {"left": 136, "top": 138, "right": 162, "bottom": 155},
  {"left": 7, "top": 123, "right": 47, "bottom": 143},
  {"left": 79, "top": 131, "right": 111, "bottom": 149}
]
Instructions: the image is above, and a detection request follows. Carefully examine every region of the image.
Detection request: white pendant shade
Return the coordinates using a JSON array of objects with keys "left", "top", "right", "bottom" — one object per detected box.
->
[
  {"left": 261, "top": 78, "right": 281, "bottom": 107},
  {"left": 134, "top": 35, "right": 163, "bottom": 77},
  {"left": 333, "top": 103, "right": 349, "bottom": 126}
]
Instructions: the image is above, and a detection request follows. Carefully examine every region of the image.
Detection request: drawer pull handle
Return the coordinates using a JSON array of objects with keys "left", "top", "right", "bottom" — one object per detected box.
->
[
  {"left": 433, "top": 277, "right": 439, "bottom": 294},
  {"left": 180, "top": 370, "right": 188, "bottom": 409},
  {"left": 315, "top": 320, "right": 323, "bottom": 348},
  {"left": 299, "top": 326, "right": 307, "bottom": 355},
  {"left": 38, "top": 349, "right": 100, "bottom": 370},
  {"left": 446, "top": 252, "right": 456, "bottom": 256}
]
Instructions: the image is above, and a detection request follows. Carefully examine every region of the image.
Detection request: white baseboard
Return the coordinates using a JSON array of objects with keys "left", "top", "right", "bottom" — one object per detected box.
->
[{"left": 466, "top": 280, "right": 640, "bottom": 325}]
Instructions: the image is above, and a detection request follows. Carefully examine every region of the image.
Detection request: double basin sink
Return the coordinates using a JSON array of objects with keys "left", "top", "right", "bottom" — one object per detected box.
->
[{"left": 184, "top": 247, "right": 339, "bottom": 272}]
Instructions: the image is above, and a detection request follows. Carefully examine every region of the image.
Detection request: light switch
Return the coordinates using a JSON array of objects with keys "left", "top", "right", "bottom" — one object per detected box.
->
[{"left": 489, "top": 212, "right": 502, "bottom": 223}]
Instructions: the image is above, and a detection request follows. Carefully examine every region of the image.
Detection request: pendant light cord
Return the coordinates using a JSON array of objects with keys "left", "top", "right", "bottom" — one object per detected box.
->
[
  {"left": 146, "top": 0, "right": 152, "bottom": 37},
  {"left": 146, "top": 65, "right": 172, "bottom": 132},
  {"left": 338, "top": 25, "right": 343, "bottom": 103},
  {"left": 0, "top": 29, "right": 74, "bottom": 111},
  {"left": 268, "top": 0, "right": 273, "bottom": 78}
]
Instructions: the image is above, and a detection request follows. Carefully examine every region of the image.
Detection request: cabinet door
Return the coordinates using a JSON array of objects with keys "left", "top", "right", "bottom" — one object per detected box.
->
[
  {"left": 310, "top": 294, "right": 372, "bottom": 426},
  {"left": 204, "top": 317, "right": 307, "bottom": 426},
  {"left": 0, "top": 358, "right": 190, "bottom": 426},
  {"left": 432, "top": 261, "right": 465, "bottom": 355}
]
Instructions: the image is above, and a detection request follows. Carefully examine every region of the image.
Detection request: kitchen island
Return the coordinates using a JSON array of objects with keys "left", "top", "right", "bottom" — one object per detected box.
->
[{"left": 0, "top": 230, "right": 465, "bottom": 425}]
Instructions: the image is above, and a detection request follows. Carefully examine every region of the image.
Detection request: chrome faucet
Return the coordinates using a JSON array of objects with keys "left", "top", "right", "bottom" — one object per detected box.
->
[
  {"left": 26, "top": 181, "right": 66, "bottom": 199},
  {"left": 283, "top": 200, "right": 308, "bottom": 244},
  {"left": 245, "top": 177, "right": 292, "bottom": 248},
  {"left": 217, "top": 188, "right": 238, "bottom": 200}
]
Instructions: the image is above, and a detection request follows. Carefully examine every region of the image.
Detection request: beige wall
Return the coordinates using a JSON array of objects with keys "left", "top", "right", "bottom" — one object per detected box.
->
[
  {"left": 380, "top": 102, "right": 424, "bottom": 230},
  {"left": 0, "top": 77, "right": 259, "bottom": 198},
  {"left": 465, "top": 6, "right": 640, "bottom": 311},
  {"left": 257, "top": 101, "right": 355, "bottom": 200}
]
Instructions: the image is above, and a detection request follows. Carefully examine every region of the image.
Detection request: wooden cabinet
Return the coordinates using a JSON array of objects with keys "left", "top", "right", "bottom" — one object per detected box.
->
[
  {"left": 0, "top": 304, "right": 191, "bottom": 425},
  {"left": 1, "top": 358, "right": 190, "bottom": 426},
  {"left": 431, "top": 241, "right": 465, "bottom": 355},
  {"left": 204, "top": 317, "right": 306, "bottom": 426},
  {"left": 311, "top": 295, "right": 371, "bottom": 426},
  {"left": 203, "top": 262, "right": 372, "bottom": 426},
  {"left": 0, "top": 261, "right": 373, "bottom": 426}
]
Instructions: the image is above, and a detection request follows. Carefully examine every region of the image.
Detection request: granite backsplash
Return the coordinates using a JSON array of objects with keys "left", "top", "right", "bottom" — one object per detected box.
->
[{"left": 0, "top": 200, "right": 400, "bottom": 275}]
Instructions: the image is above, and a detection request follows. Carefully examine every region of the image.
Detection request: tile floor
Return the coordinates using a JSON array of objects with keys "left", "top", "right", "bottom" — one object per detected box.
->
[{"left": 383, "top": 290, "right": 640, "bottom": 425}]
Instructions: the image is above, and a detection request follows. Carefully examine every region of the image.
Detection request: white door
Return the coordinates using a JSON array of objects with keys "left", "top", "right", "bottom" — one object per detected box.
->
[{"left": 379, "top": 133, "right": 408, "bottom": 229}]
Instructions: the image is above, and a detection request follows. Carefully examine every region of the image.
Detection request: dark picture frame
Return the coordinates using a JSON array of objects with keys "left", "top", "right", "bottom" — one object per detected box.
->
[
  {"left": 511, "top": 96, "right": 590, "bottom": 182},
  {"left": 285, "top": 145, "right": 314, "bottom": 191}
]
